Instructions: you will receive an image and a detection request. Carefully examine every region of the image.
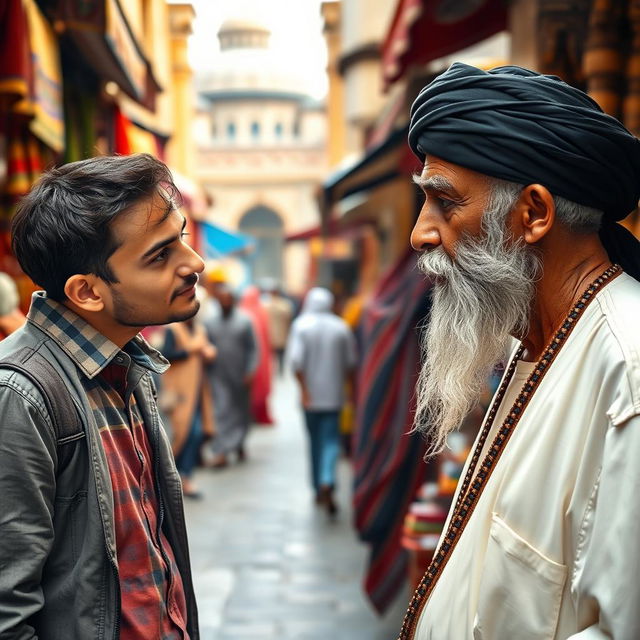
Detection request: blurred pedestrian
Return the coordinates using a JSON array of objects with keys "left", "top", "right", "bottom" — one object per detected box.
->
[
  {"left": 0, "top": 272, "right": 26, "bottom": 339},
  {"left": 240, "top": 284, "right": 273, "bottom": 425},
  {"left": 160, "top": 317, "right": 217, "bottom": 497},
  {"left": 287, "top": 287, "right": 357, "bottom": 516},
  {"left": 262, "top": 281, "right": 293, "bottom": 375},
  {"left": 204, "top": 284, "right": 258, "bottom": 466},
  {"left": 0, "top": 153, "right": 202, "bottom": 638},
  {"left": 199, "top": 264, "right": 227, "bottom": 323}
]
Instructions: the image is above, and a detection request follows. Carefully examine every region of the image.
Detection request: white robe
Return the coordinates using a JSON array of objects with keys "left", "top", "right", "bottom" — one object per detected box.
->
[{"left": 416, "top": 272, "right": 640, "bottom": 640}]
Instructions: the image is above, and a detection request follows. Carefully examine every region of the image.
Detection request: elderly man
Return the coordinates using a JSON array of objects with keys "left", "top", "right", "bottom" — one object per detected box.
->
[{"left": 398, "top": 63, "right": 640, "bottom": 640}]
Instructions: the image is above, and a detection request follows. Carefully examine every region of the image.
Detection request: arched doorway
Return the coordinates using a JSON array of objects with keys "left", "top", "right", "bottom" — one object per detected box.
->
[{"left": 238, "top": 206, "right": 284, "bottom": 284}]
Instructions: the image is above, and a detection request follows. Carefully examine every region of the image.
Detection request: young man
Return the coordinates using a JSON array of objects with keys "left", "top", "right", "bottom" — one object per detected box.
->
[
  {"left": 0, "top": 153, "right": 204, "bottom": 638},
  {"left": 399, "top": 63, "right": 640, "bottom": 640}
]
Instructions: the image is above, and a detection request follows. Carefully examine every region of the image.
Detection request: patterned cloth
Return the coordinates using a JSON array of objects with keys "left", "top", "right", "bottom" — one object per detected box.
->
[
  {"left": 27, "top": 293, "right": 189, "bottom": 640},
  {"left": 352, "top": 249, "right": 431, "bottom": 612}
]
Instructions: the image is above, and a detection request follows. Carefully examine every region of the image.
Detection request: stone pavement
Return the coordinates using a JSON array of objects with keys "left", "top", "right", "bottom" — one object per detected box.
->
[{"left": 184, "top": 372, "right": 409, "bottom": 640}]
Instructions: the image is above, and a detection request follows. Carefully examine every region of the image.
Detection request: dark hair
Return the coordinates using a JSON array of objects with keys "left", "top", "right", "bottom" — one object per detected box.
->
[{"left": 11, "top": 153, "right": 181, "bottom": 301}]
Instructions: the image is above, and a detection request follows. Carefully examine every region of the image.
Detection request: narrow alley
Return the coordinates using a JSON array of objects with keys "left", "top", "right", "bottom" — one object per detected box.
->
[{"left": 184, "top": 373, "right": 408, "bottom": 640}]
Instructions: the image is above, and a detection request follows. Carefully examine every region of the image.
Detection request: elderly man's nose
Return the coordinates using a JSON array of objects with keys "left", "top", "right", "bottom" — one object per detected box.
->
[{"left": 410, "top": 216, "right": 440, "bottom": 251}]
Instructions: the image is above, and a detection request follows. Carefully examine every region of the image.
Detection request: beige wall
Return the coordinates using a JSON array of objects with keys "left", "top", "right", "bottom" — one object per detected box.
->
[
  {"left": 341, "top": 0, "right": 395, "bottom": 52},
  {"left": 166, "top": 4, "right": 196, "bottom": 176},
  {"left": 207, "top": 99, "right": 325, "bottom": 147},
  {"left": 338, "top": 0, "right": 396, "bottom": 158},
  {"left": 321, "top": 1, "right": 346, "bottom": 168}
]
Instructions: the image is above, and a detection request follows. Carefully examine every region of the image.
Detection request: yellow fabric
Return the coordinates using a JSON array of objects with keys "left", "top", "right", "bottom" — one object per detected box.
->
[
  {"left": 124, "top": 119, "right": 158, "bottom": 155},
  {"left": 339, "top": 401, "right": 355, "bottom": 435},
  {"left": 205, "top": 264, "right": 228, "bottom": 283}
]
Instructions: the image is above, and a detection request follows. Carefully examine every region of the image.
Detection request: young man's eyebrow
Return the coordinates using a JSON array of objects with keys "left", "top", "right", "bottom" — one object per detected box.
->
[
  {"left": 141, "top": 216, "right": 187, "bottom": 260},
  {"left": 155, "top": 200, "right": 176, "bottom": 226}
]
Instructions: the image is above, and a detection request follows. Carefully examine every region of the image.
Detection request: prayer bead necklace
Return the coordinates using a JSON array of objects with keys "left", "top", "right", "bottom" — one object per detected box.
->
[{"left": 397, "top": 263, "right": 622, "bottom": 640}]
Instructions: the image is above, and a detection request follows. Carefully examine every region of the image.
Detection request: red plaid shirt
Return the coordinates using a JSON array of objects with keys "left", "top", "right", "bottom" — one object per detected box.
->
[{"left": 91, "top": 360, "right": 190, "bottom": 640}]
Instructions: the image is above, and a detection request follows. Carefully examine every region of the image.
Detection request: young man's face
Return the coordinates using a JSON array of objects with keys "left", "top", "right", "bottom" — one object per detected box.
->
[{"left": 101, "top": 191, "right": 205, "bottom": 329}]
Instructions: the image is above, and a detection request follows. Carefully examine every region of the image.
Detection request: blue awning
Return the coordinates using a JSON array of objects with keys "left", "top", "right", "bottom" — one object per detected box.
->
[{"left": 199, "top": 220, "right": 255, "bottom": 258}]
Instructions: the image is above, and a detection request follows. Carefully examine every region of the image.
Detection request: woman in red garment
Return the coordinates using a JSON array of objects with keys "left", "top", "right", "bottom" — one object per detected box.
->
[{"left": 239, "top": 285, "right": 274, "bottom": 425}]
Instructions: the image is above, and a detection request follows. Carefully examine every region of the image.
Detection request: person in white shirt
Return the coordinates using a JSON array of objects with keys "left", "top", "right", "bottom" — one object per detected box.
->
[
  {"left": 287, "top": 287, "right": 357, "bottom": 516},
  {"left": 398, "top": 62, "right": 640, "bottom": 640}
]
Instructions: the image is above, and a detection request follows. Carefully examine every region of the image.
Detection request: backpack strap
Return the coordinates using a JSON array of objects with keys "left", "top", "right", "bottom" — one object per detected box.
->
[{"left": 0, "top": 347, "right": 83, "bottom": 447}]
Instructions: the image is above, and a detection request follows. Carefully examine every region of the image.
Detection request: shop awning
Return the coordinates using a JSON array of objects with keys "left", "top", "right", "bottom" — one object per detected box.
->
[
  {"left": 286, "top": 217, "right": 377, "bottom": 242},
  {"left": 57, "top": 0, "right": 162, "bottom": 109},
  {"left": 382, "top": 0, "right": 507, "bottom": 90},
  {"left": 323, "top": 125, "right": 413, "bottom": 212},
  {"left": 200, "top": 220, "right": 255, "bottom": 258}
]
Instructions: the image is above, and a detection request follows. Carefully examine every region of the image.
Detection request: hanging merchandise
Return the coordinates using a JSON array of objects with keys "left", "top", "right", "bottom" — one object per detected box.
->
[
  {"left": 0, "top": 0, "right": 59, "bottom": 308},
  {"left": 352, "top": 249, "right": 431, "bottom": 613}
]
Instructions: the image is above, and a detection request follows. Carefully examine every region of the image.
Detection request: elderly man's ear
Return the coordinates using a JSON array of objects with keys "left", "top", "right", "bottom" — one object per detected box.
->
[{"left": 510, "top": 183, "right": 556, "bottom": 245}]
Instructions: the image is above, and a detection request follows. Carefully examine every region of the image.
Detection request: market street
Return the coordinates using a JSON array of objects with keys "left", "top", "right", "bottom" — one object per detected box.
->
[{"left": 184, "top": 372, "right": 408, "bottom": 640}]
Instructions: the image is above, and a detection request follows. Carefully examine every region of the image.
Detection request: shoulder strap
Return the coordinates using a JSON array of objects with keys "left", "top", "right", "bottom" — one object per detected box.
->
[{"left": 0, "top": 346, "right": 83, "bottom": 444}]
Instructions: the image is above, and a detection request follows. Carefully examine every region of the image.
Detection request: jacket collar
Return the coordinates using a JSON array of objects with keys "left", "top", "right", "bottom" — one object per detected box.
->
[{"left": 27, "top": 292, "right": 169, "bottom": 379}]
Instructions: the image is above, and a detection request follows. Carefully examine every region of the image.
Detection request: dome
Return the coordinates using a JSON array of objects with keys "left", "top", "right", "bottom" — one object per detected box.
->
[
  {"left": 197, "top": 17, "right": 308, "bottom": 97},
  {"left": 218, "top": 19, "right": 270, "bottom": 51}
]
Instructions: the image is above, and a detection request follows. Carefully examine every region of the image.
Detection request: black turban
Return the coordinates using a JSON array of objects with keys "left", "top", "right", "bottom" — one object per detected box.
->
[{"left": 408, "top": 63, "right": 640, "bottom": 279}]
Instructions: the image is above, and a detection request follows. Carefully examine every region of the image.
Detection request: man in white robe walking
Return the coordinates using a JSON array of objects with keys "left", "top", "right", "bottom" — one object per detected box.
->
[{"left": 398, "top": 63, "right": 640, "bottom": 640}]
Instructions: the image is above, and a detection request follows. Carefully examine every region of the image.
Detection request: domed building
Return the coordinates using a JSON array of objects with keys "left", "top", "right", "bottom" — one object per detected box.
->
[{"left": 194, "top": 18, "right": 327, "bottom": 293}]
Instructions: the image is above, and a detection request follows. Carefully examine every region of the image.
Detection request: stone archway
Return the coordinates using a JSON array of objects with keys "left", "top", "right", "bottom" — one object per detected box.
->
[{"left": 238, "top": 206, "right": 284, "bottom": 284}]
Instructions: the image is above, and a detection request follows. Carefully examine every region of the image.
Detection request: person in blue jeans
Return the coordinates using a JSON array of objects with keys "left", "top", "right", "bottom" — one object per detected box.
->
[{"left": 287, "top": 287, "right": 357, "bottom": 516}]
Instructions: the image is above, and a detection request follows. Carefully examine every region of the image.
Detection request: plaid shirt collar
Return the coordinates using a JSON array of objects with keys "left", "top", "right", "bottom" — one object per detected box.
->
[{"left": 27, "top": 292, "right": 169, "bottom": 379}]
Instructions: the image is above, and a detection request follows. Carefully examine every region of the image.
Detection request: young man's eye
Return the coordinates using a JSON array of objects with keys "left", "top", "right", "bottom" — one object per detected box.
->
[{"left": 152, "top": 248, "right": 170, "bottom": 263}]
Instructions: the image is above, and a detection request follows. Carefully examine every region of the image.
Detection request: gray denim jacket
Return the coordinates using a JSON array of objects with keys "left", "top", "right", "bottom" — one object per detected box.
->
[{"left": 0, "top": 317, "right": 199, "bottom": 639}]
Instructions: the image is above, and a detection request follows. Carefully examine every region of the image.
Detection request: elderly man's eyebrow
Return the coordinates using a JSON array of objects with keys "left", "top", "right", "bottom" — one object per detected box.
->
[{"left": 412, "top": 173, "right": 458, "bottom": 195}]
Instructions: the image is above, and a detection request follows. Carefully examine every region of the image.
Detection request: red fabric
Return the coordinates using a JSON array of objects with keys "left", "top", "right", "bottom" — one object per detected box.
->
[
  {"left": 382, "top": 0, "right": 507, "bottom": 90},
  {"left": 113, "top": 106, "right": 132, "bottom": 155},
  {"left": 0, "top": 0, "right": 31, "bottom": 110},
  {"left": 240, "top": 285, "right": 274, "bottom": 425},
  {"left": 98, "top": 362, "right": 189, "bottom": 640}
]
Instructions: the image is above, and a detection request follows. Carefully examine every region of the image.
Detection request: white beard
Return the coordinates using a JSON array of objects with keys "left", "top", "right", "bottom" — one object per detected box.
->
[{"left": 414, "top": 213, "right": 541, "bottom": 455}]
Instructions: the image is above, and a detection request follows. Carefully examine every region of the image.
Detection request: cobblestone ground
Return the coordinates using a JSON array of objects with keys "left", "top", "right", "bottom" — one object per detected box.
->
[{"left": 184, "top": 372, "right": 408, "bottom": 640}]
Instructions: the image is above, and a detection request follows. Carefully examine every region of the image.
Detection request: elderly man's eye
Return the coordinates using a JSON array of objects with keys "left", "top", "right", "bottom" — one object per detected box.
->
[{"left": 436, "top": 197, "right": 456, "bottom": 210}]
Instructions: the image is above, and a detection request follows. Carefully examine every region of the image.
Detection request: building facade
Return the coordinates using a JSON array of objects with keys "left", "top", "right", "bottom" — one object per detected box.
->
[{"left": 194, "top": 18, "right": 328, "bottom": 293}]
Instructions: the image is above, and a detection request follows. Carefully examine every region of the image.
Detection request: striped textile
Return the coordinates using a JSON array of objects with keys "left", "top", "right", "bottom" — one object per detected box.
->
[{"left": 352, "top": 249, "right": 432, "bottom": 612}]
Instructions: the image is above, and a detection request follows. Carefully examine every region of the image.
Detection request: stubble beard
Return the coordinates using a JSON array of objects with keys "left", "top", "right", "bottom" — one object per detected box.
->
[
  {"left": 110, "top": 289, "right": 200, "bottom": 328},
  {"left": 414, "top": 206, "right": 542, "bottom": 455}
]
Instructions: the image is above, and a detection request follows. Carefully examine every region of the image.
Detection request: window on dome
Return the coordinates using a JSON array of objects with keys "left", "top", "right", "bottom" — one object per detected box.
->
[
  {"left": 227, "top": 122, "right": 236, "bottom": 141},
  {"left": 275, "top": 123, "right": 283, "bottom": 139},
  {"left": 293, "top": 121, "right": 301, "bottom": 138},
  {"left": 251, "top": 121, "right": 261, "bottom": 140}
]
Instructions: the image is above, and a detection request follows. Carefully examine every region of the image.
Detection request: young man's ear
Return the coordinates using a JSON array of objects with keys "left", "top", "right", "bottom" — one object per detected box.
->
[
  {"left": 511, "top": 183, "right": 556, "bottom": 245},
  {"left": 63, "top": 275, "right": 105, "bottom": 312}
]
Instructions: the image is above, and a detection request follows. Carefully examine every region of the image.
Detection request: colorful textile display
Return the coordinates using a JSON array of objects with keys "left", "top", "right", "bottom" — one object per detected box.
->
[
  {"left": 352, "top": 248, "right": 431, "bottom": 612},
  {"left": 0, "top": 0, "right": 64, "bottom": 151}
]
